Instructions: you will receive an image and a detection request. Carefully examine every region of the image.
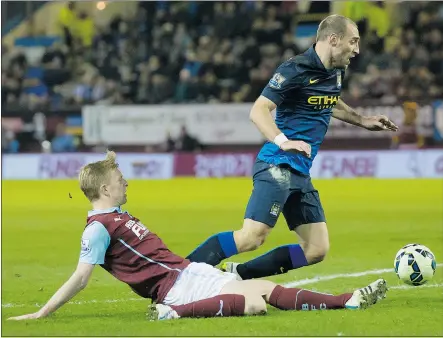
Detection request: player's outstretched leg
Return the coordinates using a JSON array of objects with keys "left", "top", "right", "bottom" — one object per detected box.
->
[
  {"left": 267, "top": 279, "right": 387, "bottom": 311},
  {"left": 220, "top": 278, "right": 388, "bottom": 313},
  {"left": 147, "top": 294, "right": 266, "bottom": 320},
  {"left": 148, "top": 278, "right": 388, "bottom": 320}
]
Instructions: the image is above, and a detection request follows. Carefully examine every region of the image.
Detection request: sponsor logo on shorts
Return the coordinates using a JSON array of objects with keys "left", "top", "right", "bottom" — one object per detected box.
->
[
  {"left": 215, "top": 300, "right": 224, "bottom": 316},
  {"left": 270, "top": 202, "right": 281, "bottom": 217}
]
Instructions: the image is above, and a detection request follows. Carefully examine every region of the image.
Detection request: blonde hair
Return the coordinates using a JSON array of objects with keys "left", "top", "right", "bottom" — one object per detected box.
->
[{"left": 79, "top": 150, "right": 119, "bottom": 202}]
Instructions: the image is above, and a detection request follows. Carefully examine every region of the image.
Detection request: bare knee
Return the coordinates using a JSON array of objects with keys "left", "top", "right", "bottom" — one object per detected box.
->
[
  {"left": 296, "top": 222, "right": 330, "bottom": 265},
  {"left": 244, "top": 295, "right": 267, "bottom": 315},
  {"left": 301, "top": 242, "right": 330, "bottom": 265},
  {"left": 234, "top": 219, "right": 271, "bottom": 253}
]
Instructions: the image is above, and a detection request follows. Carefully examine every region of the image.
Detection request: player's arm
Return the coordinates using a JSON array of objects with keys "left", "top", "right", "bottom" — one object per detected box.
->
[
  {"left": 251, "top": 66, "right": 311, "bottom": 157},
  {"left": 8, "top": 263, "right": 95, "bottom": 321},
  {"left": 8, "top": 222, "right": 110, "bottom": 321},
  {"left": 331, "top": 98, "right": 364, "bottom": 127},
  {"left": 333, "top": 98, "right": 398, "bottom": 131},
  {"left": 37, "top": 262, "right": 95, "bottom": 317},
  {"left": 249, "top": 95, "right": 281, "bottom": 142}
]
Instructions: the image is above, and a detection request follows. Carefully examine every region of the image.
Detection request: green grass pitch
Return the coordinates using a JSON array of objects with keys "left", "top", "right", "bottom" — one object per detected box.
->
[{"left": 2, "top": 178, "right": 443, "bottom": 336}]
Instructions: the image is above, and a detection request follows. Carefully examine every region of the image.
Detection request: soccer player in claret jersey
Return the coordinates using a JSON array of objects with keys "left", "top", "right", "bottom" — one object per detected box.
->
[
  {"left": 186, "top": 14, "right": 399, "bottom": 280},
  {"left": 8, "top": 151, "right": 388, "bottom": 321}
]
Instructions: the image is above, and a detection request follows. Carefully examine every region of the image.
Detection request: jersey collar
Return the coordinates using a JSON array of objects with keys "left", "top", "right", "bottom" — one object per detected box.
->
[
  {"left": 308, "top": 43, "right": 342, "bottom": 73},
  {"left": 88, "top": 206, "right": 122, "bottom": 217},
  {"left": 308, "top": 43, "right": 327, "bottom": 71}
]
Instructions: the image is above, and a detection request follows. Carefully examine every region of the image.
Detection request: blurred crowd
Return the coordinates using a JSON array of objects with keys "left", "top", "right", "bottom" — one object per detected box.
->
[
  {"left": 346, "top": 2, "right": 443, "bottom": 103},
  {"left": 2, "top": 1, "right": 442, "bottom": 112},
  {"left": 2, "top": 1, "right": 443, "bottom": 154},
  {"left": 1, "top": 121, "right": 202, "bottom": 154}
]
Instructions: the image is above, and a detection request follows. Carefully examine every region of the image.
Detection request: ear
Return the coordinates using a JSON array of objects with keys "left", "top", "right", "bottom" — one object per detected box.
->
[
  {"left": 100, "top": 184, "right": 110, "bottom": 197},
  {"left": 329, "top": 33, "right": 339, "bottom": 47}
]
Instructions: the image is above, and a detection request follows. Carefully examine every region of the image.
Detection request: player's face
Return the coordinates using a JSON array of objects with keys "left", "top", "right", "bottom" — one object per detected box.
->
[
  {"left": 332, "top": 24, "right": 360, "bottom": 68},
  {"left": 106, "top": 169, "right": 128, "bottom": 206}
]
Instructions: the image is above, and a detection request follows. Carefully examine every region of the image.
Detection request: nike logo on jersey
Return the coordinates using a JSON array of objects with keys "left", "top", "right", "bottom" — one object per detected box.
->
[{"left": 309, "top": 78, "right": 319, "bottom": 85}]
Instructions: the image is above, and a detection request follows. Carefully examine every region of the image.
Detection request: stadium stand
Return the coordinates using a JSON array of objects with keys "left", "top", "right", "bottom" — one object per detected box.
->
[{"left": 1, "top": 1, "right": 443, "bottom": 153}]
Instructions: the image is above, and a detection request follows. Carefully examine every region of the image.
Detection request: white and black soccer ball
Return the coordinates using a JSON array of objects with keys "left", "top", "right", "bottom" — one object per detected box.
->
[{"left": 394, "top": 243, "right": 437, "bottom": 286}]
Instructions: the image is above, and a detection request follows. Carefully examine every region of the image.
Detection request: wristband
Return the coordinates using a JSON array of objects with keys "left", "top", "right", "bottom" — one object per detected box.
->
[{"left": 273, "top": 133, "right": 289, "bottom": 148}]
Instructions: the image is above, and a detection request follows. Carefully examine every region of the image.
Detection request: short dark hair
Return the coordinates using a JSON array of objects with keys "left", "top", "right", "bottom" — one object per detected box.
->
[{"left": 316, "top": 14, "right": 357, "bottom": 42}]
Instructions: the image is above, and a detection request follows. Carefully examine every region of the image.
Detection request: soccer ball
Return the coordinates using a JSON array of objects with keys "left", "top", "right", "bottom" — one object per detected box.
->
[{"left": 394, "top": 243, "right": 437, "bottom": 286}]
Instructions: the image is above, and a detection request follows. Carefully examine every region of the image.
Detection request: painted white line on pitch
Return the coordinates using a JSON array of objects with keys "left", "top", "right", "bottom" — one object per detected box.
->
[
  {"left": 3, "top": 264, "right": 442, "bottom": 309},
  {"left": 2, "top": 297, "right": 145, "bottom": 309},
  {"left": 284, "top": 268, "right": 392, "bottom": 287},
  {"left": 389, "top": 283, "right": 443, "bottom": 290},
  {"left": 284, "top": 263, "right": 443, "bottom": 288}
]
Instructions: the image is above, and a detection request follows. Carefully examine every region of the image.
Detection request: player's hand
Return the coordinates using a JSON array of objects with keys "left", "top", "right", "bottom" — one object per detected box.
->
[
  {"left": 363, "top": 115, "right": 399, "bottom": 132},
  {"left": 7, "top": 311, "right": 46, "bottom": 321},
  {"left": 280, "top": 140, "right": 311, "bottom": 158}
]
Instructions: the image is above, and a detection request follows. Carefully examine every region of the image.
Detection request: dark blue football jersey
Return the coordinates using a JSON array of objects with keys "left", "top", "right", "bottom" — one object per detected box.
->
[{"left": 258, "top": 44, "right": 345, "bottom": 175}]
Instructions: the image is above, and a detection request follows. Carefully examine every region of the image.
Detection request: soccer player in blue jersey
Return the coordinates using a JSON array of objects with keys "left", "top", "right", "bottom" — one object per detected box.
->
[{"left": 186, "top": 14, "right": 398, "bottom": 280}]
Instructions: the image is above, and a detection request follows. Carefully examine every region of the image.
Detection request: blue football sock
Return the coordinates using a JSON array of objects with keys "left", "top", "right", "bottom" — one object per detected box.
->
[
  {"left": 186, "top": 231, "right": 238, "bottom": 266},
  {"left": 236, "top": 244, "right": 308, "bottom": 279}
]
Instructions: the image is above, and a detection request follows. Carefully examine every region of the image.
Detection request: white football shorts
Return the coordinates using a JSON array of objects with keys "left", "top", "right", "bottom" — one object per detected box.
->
[{"left": 163, "top": 262, "right": 238, "bottom": 306}]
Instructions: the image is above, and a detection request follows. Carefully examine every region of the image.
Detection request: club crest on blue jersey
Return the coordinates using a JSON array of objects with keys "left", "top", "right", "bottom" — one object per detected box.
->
[
  {"left": 336, "top": 70, "right": 342, "bottom": 89},
  {"left": 269, "top": 73, "right": 286, "bottom": 89}
]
